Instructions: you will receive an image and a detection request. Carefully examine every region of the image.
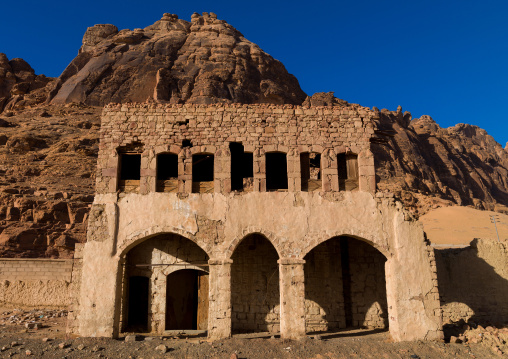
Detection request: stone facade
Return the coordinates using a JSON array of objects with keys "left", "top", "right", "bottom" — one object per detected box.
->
[{"left": 76, "top": 103, "right": 443, "bottom": 341}]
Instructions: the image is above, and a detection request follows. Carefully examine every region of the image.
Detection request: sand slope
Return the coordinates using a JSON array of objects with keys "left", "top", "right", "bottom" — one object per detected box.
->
[{"left": 420, "top": 206, "right": 508, "bottom": 245}]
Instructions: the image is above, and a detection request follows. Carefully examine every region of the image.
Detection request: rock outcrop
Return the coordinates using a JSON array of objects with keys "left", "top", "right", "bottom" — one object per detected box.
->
[
  {"left": 372, "top": 106, "right": 508, "bottom": 215},
  {"left": 47, "top": 12, "right": 307, "bottom": 106},
  {"left": 0, "top": 54, "right": 53, "bottom": 113}
]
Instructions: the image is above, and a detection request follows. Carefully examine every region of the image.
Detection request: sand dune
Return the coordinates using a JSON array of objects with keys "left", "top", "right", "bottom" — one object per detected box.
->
[{"left": 419, "top": 206, "right": 508, "bottom": 245}]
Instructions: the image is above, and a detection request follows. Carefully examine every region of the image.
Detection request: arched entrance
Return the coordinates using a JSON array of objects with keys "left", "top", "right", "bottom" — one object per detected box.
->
[
  {"left": 304, "top": 236, "right": 388, "bottom": 333},
  {"left": 121, "top": 233, "right": 209, "bottom": 333},
  {"left": 231, "top": 233, "right": 280, "bottom": 333}
]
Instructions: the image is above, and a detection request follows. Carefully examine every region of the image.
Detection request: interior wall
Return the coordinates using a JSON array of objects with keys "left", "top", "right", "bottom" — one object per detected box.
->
[{"left": 231, "top": 234, "right": 280, "bottom": 333}]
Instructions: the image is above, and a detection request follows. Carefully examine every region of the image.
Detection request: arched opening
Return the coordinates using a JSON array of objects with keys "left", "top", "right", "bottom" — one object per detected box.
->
[
  {"left": 304, "top": 236, "right": 388, "bottom": 334},
  {"left": 231, "top": 234, "right": 280, "bottom": 333},
  {"left": 192, "top": 153, "right": 214, "bottom": 193},
  {"left": 337, "top": 153, "right": 358, "bottom": 191},
  {"left": 301, "top": 152, "right": 321, "bottom": 191},
  {"left": 156, "top": 153, "right": 178, "bottom": 192},
  {"left": 266, "top": 152, "right": 288, "bottom": 191},
  {"left": 121, "top": 233, "right": 209, "bottom": 333},
  {"left": 166, "top": 269, "right": 208, "bottom": 330}
]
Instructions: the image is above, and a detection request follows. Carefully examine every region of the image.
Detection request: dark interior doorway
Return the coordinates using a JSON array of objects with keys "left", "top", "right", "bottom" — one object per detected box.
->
[
  {"left": 166, "top": 270, "right": 209, "bottom": 330},
  {"left": 127, "top": 276, "right": 149, "bottom": 332},
  {"left": 266, "top": 152, "right": 288, "bottom": 191},
  {"left": 156, "top": 153, "right": 178, "bottom": 192}
]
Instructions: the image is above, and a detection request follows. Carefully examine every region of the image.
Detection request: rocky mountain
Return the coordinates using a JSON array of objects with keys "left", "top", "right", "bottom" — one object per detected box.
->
[
  {"left": 372, "top": 107, "right": 508, "bottom": 215},
  {"left": 0, "top": 54, "right": 53, "bottom": 114},
  {"left": 0, "top": 13, "right": 507, "bottom": 257},
  {"left": 47, "top": 12, "right": 306, "bottom": 106}
]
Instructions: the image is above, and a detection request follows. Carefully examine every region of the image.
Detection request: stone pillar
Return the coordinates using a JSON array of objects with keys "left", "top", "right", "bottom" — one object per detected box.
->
[
  {"left": 287, "top": 150, "right": 300, "bottom": 192},
  {"left": 208, "top": 259, "right": 232, "bottom": 340},
  {"left": 253, "top": 148, "right": 266, "bottom": 192},
  {"left": 214, "top": 148, "right": 231, "bottom": 194},
  {"left": 322, "top": 148, "right": 338, "bottom": 192},
  {"left": 279, "top": 258, "right": 306, "bottom": 339},
  {"left": 181, "top": 148, "right": 192, "bottom": 193}
]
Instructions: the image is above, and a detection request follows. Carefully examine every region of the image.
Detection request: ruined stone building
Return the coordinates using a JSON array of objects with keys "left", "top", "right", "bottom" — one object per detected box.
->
[{"left": 76, "top": 102, "right": 443, "bottom": 341}]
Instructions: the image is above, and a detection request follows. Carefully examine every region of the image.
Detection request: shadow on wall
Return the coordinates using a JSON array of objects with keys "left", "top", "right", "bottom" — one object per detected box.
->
[{"left": 435, "top": 239, "right": 508, "bottom": 337}]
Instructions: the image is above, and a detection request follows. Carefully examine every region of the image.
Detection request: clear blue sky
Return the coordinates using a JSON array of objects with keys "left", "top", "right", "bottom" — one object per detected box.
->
[{"left": 1, "top": 0, "right": 507, "bottom": 146}]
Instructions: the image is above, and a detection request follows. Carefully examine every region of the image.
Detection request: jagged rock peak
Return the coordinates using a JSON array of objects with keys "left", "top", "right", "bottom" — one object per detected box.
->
[
  {"left": 48, "top": 12, "right": 307, "bottom": 106},
  {"left": 0, "top": 54, "right": 53, "bottom": 113}
]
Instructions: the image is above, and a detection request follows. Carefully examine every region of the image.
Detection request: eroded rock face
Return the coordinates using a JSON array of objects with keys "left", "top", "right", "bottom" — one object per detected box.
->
[
  {"left": 372, "top": 107, "right": 508, "bottom": 215},
  {"left": 0, "top": 54, "right": 53, "bottom": 113},
  {"left": 48, "top": 12, "right": 307, "bottom": 106}
]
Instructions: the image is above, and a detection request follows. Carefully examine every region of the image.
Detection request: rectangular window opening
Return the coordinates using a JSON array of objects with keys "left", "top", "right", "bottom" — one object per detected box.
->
[
  {"left": 230, "top": 142, "right": 254, "bottom": 192},
  {"left": 301, "top": 152, "right": 321, "bottom": 192},
  {"left": 266, "top": 152, "right": 288, "bottom": 191},
  {"left": 119, "top": 153, "right": 141, "bottom": 193},
  {"left": 156, "top": 153, "right": 178, "bottom": 193},
  {"left": 192, "top": 154, "right": 214, "bottom": 193},
  {"left": 338, "top": 153, "right": 359, "bottom": 191}
]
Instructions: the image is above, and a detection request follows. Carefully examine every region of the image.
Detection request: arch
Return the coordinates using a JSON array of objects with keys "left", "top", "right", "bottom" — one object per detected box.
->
[
  {"left": 299, "top": 231, "right": 391, "bottom": 260},
  {"left": 225, "top": 228, "right": 283, "bottom": 260},
  {"left": 117, "top": 226, "right": 211, "bottom": 260},
  {"left": 304, "top": 235, "right": 389, "bottom": 333},
  {"left": 231, "top": 232, "right": 280, "bottom": 333}
]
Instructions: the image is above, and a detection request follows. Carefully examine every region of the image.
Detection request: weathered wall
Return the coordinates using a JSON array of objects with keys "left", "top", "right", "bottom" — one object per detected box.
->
[
  {"left": 95, "top": 103, "right": 377, "bottom": 195},
  {"left": 78, "top": 191, "right": 443, "bottom": 341},
  {"left": 0, "top": 258, "right": 74, "bottom": 308},
  {"left": 435, "top": 239, "right": 508, "bottom": 328}
]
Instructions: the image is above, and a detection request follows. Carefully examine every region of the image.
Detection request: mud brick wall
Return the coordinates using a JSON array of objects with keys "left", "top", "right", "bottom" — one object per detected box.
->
[
  {"left": 348, "top": 239, "right": 388, "bottom": 329},
  {"left": 96, "top": 103, "right": 377, "bottom": 195},
  {"left": 231, "top": 234, "right": 280, "bottom": 333},
  {"left": 0, "top": 258, "right": 73, "bottom": 280},
  {"left": 0, "top": 258, "right": 74, "bottom": 308},
  {"left": 304, "top": 239, "right": 345, "bottom": 331},
  {"left": 435, "top": 239, "right": 508, "bottom": 327}
]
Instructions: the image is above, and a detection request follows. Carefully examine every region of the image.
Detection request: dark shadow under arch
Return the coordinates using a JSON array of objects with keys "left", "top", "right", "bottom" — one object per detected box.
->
[
  {"left": 304, "top": 236, "right": 388, "bottom": 333},
  {"left": 231, "top": 233, "right": 280, "bottom": 333}
]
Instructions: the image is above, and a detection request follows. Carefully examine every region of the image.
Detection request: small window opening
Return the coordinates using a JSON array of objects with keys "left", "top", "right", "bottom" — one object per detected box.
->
[
  {"left": 192, "top": 153, "right": 214, "bottom": 193},
  {"left": 301, "top": 152, "right": 321, "bottom": 192},
  {"left": 266, "top": 152, "right": 288, "bottom": 191},
  {"left": 119, "top": 153, "right": 141, "bottom": 193},
  {"left": 230, "top": 142, "right": 254, "bottom": 192},
  {"left": 156, "top": 153, "right": 178, "bottom": 192},
  {"left": 182, "top": 139, "right": 193, "bottom": 148},
  {"left": 338, "top": 153, "right": 359, "bottom": 191}
]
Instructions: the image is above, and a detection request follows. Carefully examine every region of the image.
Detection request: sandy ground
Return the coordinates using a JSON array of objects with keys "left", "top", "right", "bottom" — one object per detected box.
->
[
  {"left": 0, "top": 325, "right": 503, "bottom": 359},
  {"left": 419, "top": 206, "right": 508, "bottom": 246}
]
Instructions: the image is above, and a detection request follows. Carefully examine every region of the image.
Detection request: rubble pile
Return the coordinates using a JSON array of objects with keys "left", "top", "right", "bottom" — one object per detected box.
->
[
  {"left": 449, "top": 324, "right": 508, "bottom": 356},
  {"left": 0, "top": 309, "right": 67, "bottom": 328}
]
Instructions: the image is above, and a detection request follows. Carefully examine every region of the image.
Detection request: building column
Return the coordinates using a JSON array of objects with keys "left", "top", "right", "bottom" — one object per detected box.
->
[
  {"left": 279, "top": 258, "right": 306, "bottom": 339},
  {"left": 208, "top": 259, "right": 232, "bottom": 340}
]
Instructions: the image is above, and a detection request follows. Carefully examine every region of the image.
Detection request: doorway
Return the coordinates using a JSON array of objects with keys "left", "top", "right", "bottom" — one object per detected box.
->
[
  {"left": 165, "top": 269, "right": 209, "bottom": 330},
  {"left": 127, "top": 276, "right": 149, "bottom": 332}
]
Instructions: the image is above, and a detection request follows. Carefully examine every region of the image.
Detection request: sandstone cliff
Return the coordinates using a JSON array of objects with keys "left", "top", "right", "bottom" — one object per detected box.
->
[
  {"left": 0, "top": 14, "right": 508, "bottom": 258},
  {"left": 372, "top": 106, "right": 508, "bottom": 215},
  {"left": 0, "top": 54, "right": 53, "bottom": 114},
  {"left": 47, "top": 12, "right": 307, "bottom": 106}
]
